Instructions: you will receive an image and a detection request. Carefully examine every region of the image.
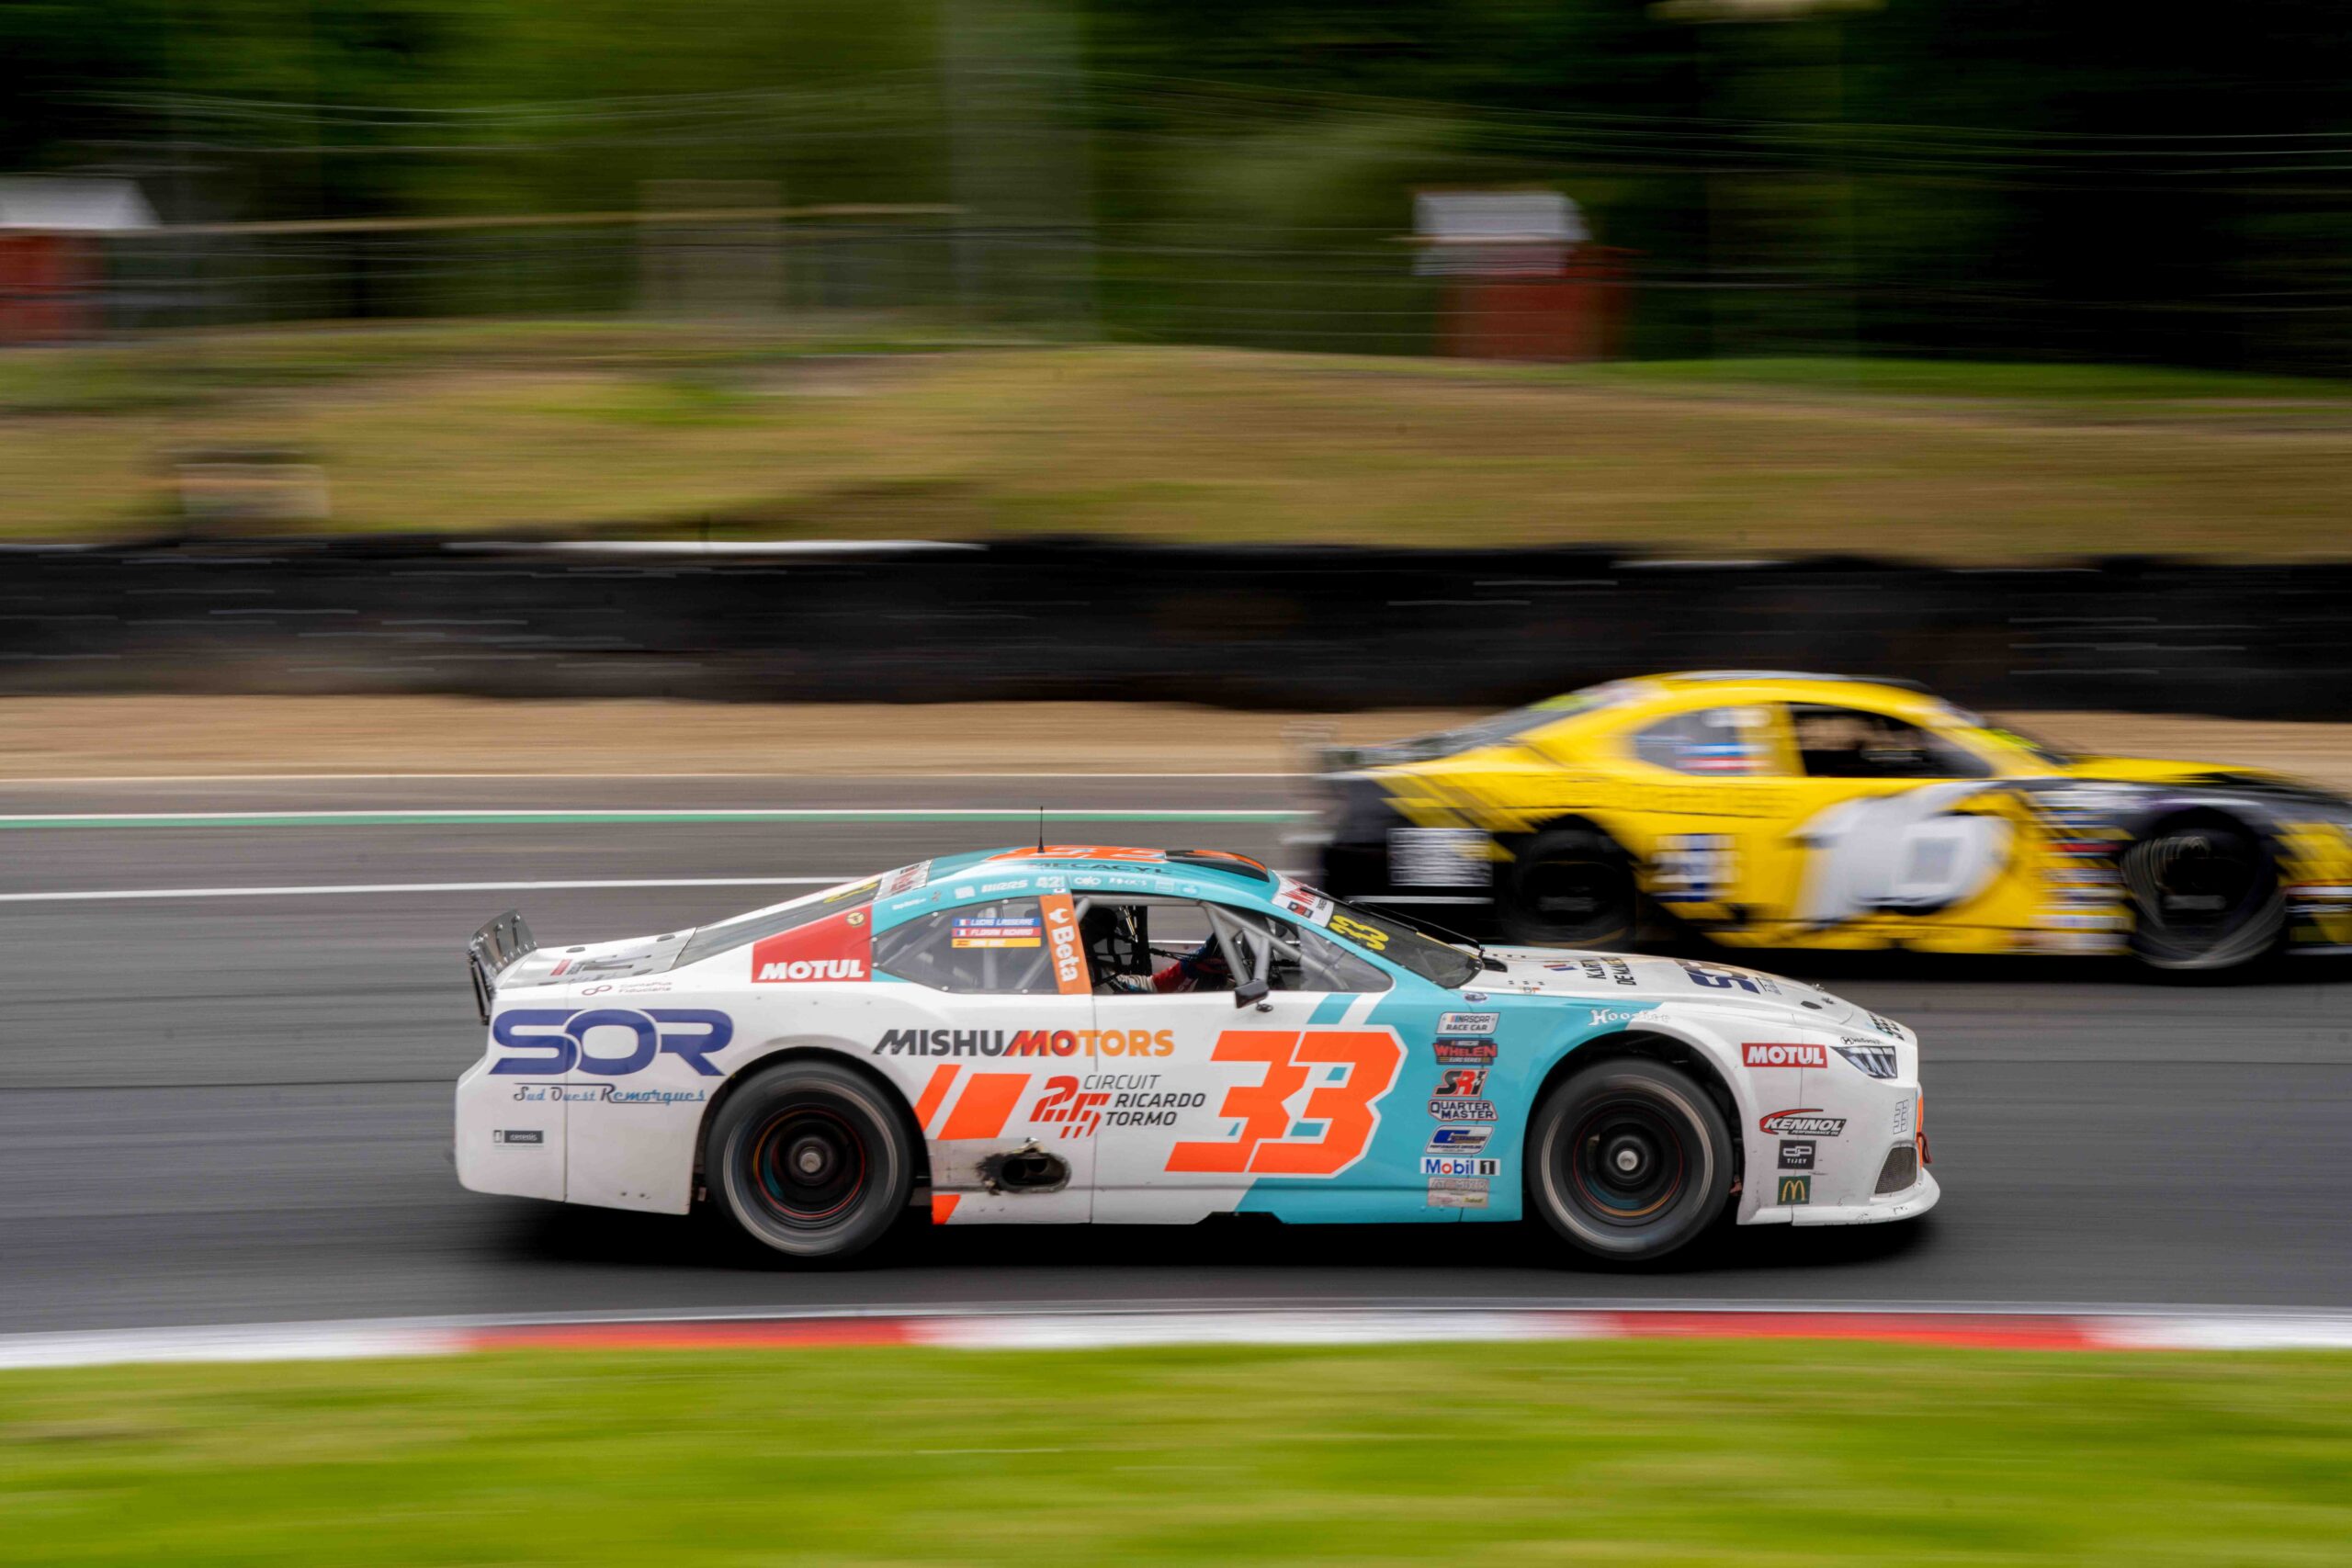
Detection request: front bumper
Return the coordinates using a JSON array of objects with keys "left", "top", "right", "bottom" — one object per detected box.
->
[{"left": 1778, "top": 1167, "right": 1941, "bottom": 1227}]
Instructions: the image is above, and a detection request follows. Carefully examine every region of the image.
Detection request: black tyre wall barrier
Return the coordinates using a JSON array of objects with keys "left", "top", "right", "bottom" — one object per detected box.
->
[{"left": 0, "top": 538, "right": 2342, "bottom": 718}]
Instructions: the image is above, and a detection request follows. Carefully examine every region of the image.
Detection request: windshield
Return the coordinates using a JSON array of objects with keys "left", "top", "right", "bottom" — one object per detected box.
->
[
  {"left": 1310, "top": 893, "right": 1484, "bottom": 988},
  {"left": 1949, "top": 707, "right": 2075, "bottom": 767}
]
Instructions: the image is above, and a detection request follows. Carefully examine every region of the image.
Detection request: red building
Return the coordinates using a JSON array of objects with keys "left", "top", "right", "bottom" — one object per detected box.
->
[{"left": 0, "top": 178, "right": 157, "bottom": 343}]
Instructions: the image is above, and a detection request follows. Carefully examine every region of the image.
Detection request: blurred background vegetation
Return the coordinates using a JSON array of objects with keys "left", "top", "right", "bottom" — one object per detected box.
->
[
  {"left": 11, "top": 0, "right": 2352, "bottom": 368},
  {"left": 13, "top": 3, "right": 2352, "bottom": 551}
]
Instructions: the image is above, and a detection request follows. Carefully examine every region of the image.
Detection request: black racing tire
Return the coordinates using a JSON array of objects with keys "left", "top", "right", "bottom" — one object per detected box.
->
[
  {"left": 1499, "top": 826, "right": 1636, "bottom": 948},
  {"left": 707, "top": 1059, "right": 913, "bottom": 1261},
  {"left": 2120, "top": 818, "right": 2284, "bottom": 973},
  {"left": 1527, "top": 1057, "right": 1734, "bottom": 1263}
]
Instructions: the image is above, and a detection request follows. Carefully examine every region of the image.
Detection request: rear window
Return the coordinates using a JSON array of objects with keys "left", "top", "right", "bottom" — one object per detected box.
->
[{"left": 674, "top": 875, "right": 879, "bottom": 968}]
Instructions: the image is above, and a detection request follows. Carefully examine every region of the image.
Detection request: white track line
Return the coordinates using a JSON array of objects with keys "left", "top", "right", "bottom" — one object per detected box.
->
[{"left": 0, "top": 877, "right": 842, "bottom": 905}]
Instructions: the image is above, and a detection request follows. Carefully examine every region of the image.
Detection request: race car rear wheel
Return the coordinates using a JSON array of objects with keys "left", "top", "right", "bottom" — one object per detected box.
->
[
  {"left": 1499, "top": 826, "right": 1635, "bottom": 948},
  {"left": 707, "top": 1060, "right": 913, "bottom": 1261},
  {"left": 2120, "top": 818, "right": 2283, "bottom": 973},
  {"left": 1527, "top": 1057, "right": 1733, "bottom": 1263}
]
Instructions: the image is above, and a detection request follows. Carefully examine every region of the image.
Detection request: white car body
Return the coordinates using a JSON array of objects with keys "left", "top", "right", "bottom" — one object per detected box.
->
[{"left": 457, "top": 847, "right": 1939, "bottom": 1234}]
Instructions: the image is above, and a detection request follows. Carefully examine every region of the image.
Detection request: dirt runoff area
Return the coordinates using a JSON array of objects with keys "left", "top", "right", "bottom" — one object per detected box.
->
[{"left": 5, "top": 695, "right": 2352, "bottom": 789}]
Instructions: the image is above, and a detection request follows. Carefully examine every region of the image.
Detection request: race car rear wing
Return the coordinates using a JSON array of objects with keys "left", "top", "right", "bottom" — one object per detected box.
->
[{"left": 467, "top": 909, "right": 536, "bottom": 1025}]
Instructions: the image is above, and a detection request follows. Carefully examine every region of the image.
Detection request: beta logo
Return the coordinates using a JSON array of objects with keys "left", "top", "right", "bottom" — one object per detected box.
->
[
  {"left": 490, "top": 1008, "right": 734, "bottom": 1077},
  {"left": 751, "top": 909, "right": 871, "bottom": 985},
  {"left": 1743, "top": 1043, "right": 1828, "bottom": 1069},
  {"left": 1758, "top": 1108, "right": 1847, "bottom": 1138}
]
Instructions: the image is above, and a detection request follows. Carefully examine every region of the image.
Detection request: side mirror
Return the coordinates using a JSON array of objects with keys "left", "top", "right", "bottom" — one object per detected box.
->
[{"left": 1234, "top": 977, "right": 1272, "bottom": 1010}]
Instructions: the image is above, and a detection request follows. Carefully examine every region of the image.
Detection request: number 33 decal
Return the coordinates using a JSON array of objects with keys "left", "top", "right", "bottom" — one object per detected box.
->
[{"left": 1166, "top": 1028, "right": 1404, "bottom": 1178}]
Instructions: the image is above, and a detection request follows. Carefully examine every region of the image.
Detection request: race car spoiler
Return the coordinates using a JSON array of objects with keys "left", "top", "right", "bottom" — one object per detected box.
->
[{"left": 467, "top": 909, "right": 536, "bottom": 1025}]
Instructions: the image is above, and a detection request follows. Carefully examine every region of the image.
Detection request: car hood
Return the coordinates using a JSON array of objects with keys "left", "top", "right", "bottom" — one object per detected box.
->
[
  {"left": 1469, "top": 947, "right": 1895, "bottom": 1035},
  {"left": 2062, "top": 755, "right": 2350, "bottom": 808},
  {"left": 497, "top": 928, "right": 695, "bottom": 990}
]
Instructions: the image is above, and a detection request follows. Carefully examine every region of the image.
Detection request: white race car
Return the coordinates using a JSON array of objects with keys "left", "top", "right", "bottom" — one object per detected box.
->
[{"left": 457, "top": 844, "right": 1937, "bottom": 1262}]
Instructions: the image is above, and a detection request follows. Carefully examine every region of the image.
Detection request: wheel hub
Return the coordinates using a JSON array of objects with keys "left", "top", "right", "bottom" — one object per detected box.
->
[
  {"left": 749, "top": 1107, "right": 867, "bottom": 1227},
  {"left": 1566, "top": 1100, "right": 1688, "bottom": 1225}
]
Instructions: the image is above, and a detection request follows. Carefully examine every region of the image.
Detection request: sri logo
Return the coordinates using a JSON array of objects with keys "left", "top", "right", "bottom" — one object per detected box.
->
[{"left": 490, "top": 1008, "right": 734, "bottom": 1077}]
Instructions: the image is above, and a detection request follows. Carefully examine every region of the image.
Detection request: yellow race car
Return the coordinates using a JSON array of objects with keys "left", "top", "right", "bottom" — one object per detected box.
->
[{"left": 1314, "top": 671, "right": 2352, "bottom": 972}]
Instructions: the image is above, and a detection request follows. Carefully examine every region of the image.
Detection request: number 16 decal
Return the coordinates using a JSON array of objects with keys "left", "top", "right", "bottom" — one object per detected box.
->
[{"left": 1166, "top": 1028, "right": 1404, "bottom": 1179}]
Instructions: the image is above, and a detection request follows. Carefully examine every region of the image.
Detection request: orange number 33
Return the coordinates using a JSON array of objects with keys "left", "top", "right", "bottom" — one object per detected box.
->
[{"left": 1166, "top": 1028, "right": 1405, "bottom": 1178}]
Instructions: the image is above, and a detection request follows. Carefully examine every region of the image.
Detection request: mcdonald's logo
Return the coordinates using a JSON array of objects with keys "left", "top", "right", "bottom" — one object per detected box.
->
[{"left": 1776, "top": 1174, "right": 1812, "bottom": 1204}]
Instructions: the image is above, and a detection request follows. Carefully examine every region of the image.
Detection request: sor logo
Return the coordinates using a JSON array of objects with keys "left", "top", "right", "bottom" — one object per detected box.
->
[{"left": 491, "top": 1009, "right": 734, "bottom": 1078}]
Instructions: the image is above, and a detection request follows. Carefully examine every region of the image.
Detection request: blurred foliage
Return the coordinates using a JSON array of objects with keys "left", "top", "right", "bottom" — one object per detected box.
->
[
  {"left": 10, "top": 3, "right": 2352, "bottom": 367},
  {"left": 6, "top": 1341, "right": 2352, "bottom": 1564}
]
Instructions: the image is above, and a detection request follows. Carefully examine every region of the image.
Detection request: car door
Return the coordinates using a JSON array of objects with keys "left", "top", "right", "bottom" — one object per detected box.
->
[
  {"left": 1087, "top": 896, "right": 1407, "bottom": 1224},
  {"left": 868, "top": 892, "right": 1096, "bottom": 1223},
  {"left": 1777, "top": 704, "right": 2015, "bottom": 932},
  {"left": 1610, "top": 700, "right": 1804, "bottom": 931}
]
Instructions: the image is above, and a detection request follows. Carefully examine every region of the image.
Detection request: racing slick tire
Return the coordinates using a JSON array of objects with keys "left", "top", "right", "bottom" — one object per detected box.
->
[
  {"left": 707, "top": 1059, "right": 914, "bottom": 1261},
  {"left": 1527, "top": 1057, "right": 1734, "bottom": 1263},
  {"left": 1499, "top": 826, "right": 1636, "bottom": 948},
  {"left": 2120, "top": 818, "right": 2285, "bottom": 973}
]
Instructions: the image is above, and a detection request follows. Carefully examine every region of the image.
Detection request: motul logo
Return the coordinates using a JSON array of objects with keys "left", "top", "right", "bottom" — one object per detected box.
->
[
  {"left": 757, "top": 958, "right": 866, "bottom": 982},
  {"left": 1744, "top": 1043, "right": 1827, "bottom": 1068}
]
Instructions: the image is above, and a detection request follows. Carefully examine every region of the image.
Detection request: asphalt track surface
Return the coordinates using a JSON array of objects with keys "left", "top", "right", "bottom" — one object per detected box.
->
[{"left": 6, "top": 774, "right": 2350, "bottom": 1334}]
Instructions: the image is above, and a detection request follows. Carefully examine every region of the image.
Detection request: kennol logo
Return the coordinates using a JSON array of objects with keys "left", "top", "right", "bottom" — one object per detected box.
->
[
  {"left": 491, "top": 1008, "right": 734, "bottom": 1077},
  {"left": 1758, "top": 1108, "right": 1847, "bottom": 1137},
  {"left": 1743, "top": 1043, "right": 1828, "bottom": 1068}
]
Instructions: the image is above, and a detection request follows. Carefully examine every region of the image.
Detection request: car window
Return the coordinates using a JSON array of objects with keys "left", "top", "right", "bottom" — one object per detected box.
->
[
  {"left": 872, "top": 897, "right": 1060, "bottom": 994},
  {"left": 1212, "top": 907, "right": 1393, "bottom": 995},
  {"left": 1629, "top": 705, "right": 1781, "bottom": 776},
  {"left": 1790, "top": 705, "right": 1994, "bottom": 780},
  {"left": 1083, "top": 897, "right": 1390, "bottom": 995}
]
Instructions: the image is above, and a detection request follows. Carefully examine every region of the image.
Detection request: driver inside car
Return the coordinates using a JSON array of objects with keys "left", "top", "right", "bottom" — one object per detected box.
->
[{"left": 1080, "top": 903, "right": 1235, "bottom": 994}]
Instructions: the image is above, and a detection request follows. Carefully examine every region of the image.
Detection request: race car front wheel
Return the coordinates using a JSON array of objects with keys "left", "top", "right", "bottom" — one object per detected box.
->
[
  {"left": 1527, "top": 1057, "right": 1733, "bottom": 1263},
  {"left": 2120, "top": 818, "right": 2283, "bottom": 973},
  {"left": 1499, "top": 826, "right": 1635, "bottom": 948},
  {"left": 707, "top": 1060, "right": 913, "bottom": 1261}
]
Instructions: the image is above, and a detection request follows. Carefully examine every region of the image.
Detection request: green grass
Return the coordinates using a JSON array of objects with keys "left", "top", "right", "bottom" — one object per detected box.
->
[
  {"left": 15, "top": 326, "right": 2352, "bottom": 557},
  {"left": 5, "top": 1341, "right": 2351, "bottom": 1565}
]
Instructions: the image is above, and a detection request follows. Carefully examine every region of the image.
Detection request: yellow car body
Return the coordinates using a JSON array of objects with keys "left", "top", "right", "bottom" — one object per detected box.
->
[{"left": 1315, "top": 671, "right": 2352, "bottom": 969}]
